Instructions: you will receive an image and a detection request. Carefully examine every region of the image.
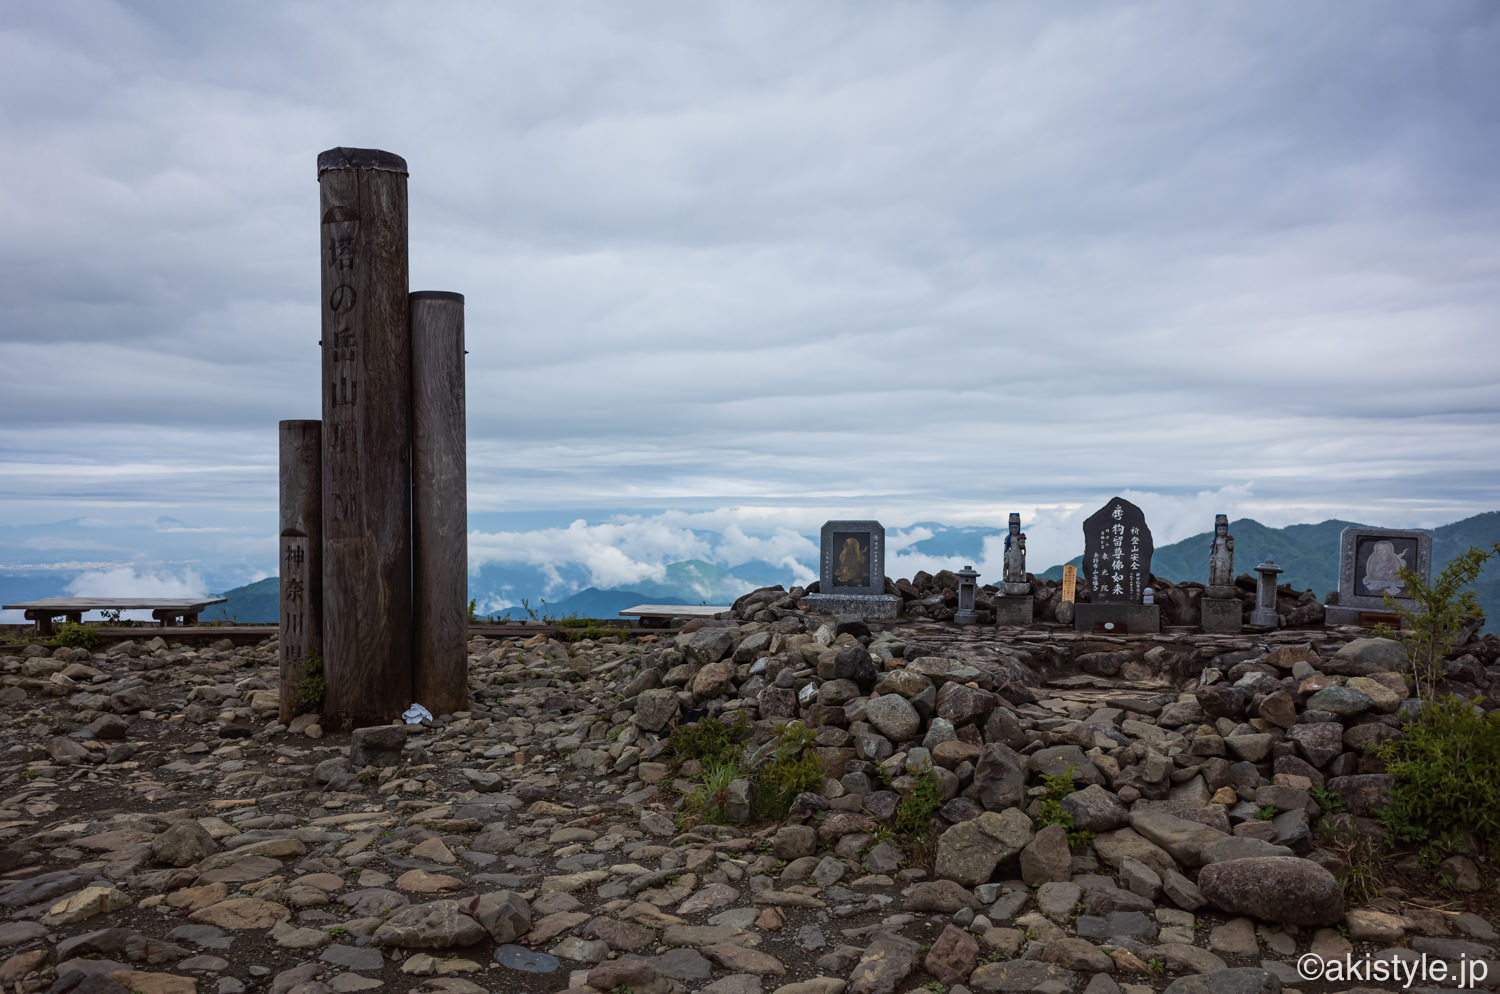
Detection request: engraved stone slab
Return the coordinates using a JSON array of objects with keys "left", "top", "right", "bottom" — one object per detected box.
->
[
  {"left": 1324, "top": 526, "right": 1431, "bottom": 626},
  {"left": 817, "top": 520, "right": 886, "bottom": 597},
  {"left": 1082, "top": 497, "right": 1153, "bottom": 603}
]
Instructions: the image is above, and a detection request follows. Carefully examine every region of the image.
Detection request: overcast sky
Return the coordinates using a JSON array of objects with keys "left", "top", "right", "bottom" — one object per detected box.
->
[{"left": 2, "top": 2, "right": 1498, "bottom": 597}]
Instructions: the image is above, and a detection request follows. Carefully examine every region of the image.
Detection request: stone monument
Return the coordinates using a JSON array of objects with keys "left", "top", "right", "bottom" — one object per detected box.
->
[
  {"left": 1251, "top": 555, "right": 1283, "bottom": 627},
  {"left": 804, "top": 520, "right": 901, "bottom": 619},
  {"left": 1323, "top": 526, "right": 1432, "bottom": 627},
  {"left": 995, "top": 512, "right": 1033, "bottom": 626},
  {"left": 1201, "top": 512, "right": 1241, "bottom": 634},
  {"left": 1074, "top": 496, "right": 1159, "bottom": 633}
]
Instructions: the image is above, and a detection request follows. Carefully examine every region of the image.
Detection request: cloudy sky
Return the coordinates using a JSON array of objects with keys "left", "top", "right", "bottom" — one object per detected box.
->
[{"left": 2, "top": 2, "right": 1497, "bottom": 601}]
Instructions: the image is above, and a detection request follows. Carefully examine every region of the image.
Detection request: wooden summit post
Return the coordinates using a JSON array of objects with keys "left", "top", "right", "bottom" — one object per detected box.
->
[
  {"left": 278, "top": 419, "right": 322, "bottom": 724},
  {"left": 317, "top": 147, "right": 413, "bottom": 729},
  {"left": 410, "top": 291, "right": 468, "bottom": 714}
]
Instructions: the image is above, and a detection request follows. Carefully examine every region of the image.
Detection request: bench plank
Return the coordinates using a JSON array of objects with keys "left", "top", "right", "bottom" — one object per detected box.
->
[{"left": 2, "top": 598, "right": 228, "bottom": 635}]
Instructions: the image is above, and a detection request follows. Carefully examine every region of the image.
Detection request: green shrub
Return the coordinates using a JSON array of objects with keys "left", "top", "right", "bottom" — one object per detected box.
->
[
  {"left": 682, "top": 756, "right": 746, "bottom": 825},
  {"left": 751, "top": 722, "right": 825, "bottom": 821},
  {"left": 895, "top": 767, "right": 944, "bottom": 839},
  {"left": 52, "top": 622, "right": 99, "bottom": 651},
  {"left": 1036, "top": 767, "right": 1093, "bottom": 846},
  {"left": 1376, "top": 695, "right": 1500, "bottom": 855},
  {"left": 1378, "top": 542, "right": 1499, "bottom": 700},
  {"left": 666, "top": 712, "right": 751, "bottom": 769}
]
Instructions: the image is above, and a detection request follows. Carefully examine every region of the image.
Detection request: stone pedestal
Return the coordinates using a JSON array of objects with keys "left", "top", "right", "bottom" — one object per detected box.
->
[
  {"left": 994, "top": 596, "right": 1033, "bottom": 627},
  {"left": 1201, "top": 596, "right": 1242, "bottom": 634},
  {"left": 1001, "top": 582, "right": 1031, "bottom": 597},
  {"left": 804, "top": 593, "right": 901, "bottom": 619},
  {"left": 1074, "top": 602, "right": 1160, "bottom": 634}
]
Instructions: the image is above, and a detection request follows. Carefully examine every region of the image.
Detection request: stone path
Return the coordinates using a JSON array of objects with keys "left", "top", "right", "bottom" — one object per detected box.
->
[{"left": 0, "top": 614, "right": 1496, "bottom": 994}]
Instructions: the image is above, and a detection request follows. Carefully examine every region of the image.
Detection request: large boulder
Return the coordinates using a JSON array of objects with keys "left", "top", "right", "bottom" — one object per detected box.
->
[
  {"left": 1324, "top": 637, "right": 1407, "bottom": 676},
  {"left": 1197, "top": 857, "right": 1343, "bottom": 926},
  {"left": 934, "top": 809, "right": 1033, "bottom": 887},
  {"left": 972, "top": 742, "right": 1028, "bottom": 811}
]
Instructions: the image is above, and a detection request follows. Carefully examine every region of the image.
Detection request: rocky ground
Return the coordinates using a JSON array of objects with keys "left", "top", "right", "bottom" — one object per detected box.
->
[{"left": 1, "top": 602, "right": 1498, "bottom": 994}]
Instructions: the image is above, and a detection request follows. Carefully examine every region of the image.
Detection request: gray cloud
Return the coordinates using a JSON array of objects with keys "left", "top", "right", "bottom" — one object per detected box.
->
[{"left": 0, "top": 1, "right": 1496, "bottom": 572}]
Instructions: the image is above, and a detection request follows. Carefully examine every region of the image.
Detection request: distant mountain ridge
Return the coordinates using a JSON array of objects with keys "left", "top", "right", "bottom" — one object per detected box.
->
[{"left": 203, "top": 512, "right": 1500, "bottom": 626}]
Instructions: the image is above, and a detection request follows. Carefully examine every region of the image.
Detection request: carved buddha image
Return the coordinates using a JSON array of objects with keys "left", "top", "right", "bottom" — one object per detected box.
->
[{"left": 833, "top": 535, "right": 869, "bottom": 587}]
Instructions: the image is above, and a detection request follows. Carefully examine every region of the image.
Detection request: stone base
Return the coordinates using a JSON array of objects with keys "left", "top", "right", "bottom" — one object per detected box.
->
[
  {"left": 1249, "top": 607, "right": 1280, "bottom": 628},
  {"left": 993, "top": 596, "right": 1033, "bottom": 627},
  {"left": 1001, "top": 582, "right": 1031, "bottom": 597},
  {"left": 1201, "top": 596, "right": 1242, "bottom": 634},
  {"left": 804, "top": 593, "right": 901, "bottom": 619},
  {"left": 954, "top": 609, "right": 976, "bottom": 626},
  {"left": 1074, "top": 602, "right": 1160, "bottom": 634},
  {"left": 1322, "top": 605, "right": 1402, "bottom": 629},
  {"left": 1205, "top": 585, "right": 1239, "bottom": 600}
]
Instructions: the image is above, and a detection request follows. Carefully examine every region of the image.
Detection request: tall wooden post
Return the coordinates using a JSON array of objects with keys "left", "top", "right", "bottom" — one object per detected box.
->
[
  {"left": 278, "top": 419, "right": 322, "bottom": 724},
  {"left": 411, "top": 291, "right": 468, "bottom": 715},
  {"left": 317, "top": 147, "right": 413, "bottom": 729}
]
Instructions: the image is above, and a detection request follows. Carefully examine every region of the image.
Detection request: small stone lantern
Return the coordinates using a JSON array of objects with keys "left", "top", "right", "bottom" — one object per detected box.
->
[
  {"left": 1251, "top": 555, "right": 1284, "bottom": 627},
  {"left": 955, "top": 565, "right": 980, "bottom": 626}
]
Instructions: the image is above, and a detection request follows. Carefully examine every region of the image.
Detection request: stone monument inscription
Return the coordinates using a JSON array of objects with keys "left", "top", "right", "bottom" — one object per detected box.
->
[
  {"left": 806, "top": 519, "right": 900, "bottom": 618},
  {"left": 1082, "top": 496, "right": 1153, "bottom": 604},
  {"left": 1325, "top": 525, "right": 1432, "bottom": 626}
]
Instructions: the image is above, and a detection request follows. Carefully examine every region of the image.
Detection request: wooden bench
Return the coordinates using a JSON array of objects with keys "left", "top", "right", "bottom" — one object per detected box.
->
[
  {"left": 2, "top": 597, "right": 229, "bottom": 635},
  {"left": 618, "top": 604, "right": 733, "bottom": 629}
]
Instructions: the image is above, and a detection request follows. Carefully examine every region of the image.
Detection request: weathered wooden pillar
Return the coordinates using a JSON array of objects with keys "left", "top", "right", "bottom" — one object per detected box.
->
[
  {"left": 317, "top": 147, "right": 413, "bottom": 729},
  {"left": 410, "top": 291, "right": 468, "bottom": 715},
  {"left": 278, "top": 419, "right": 322, "bottom": 724}
]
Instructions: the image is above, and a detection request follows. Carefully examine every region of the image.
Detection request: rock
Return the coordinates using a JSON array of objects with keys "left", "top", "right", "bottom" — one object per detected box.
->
[
  {"left": 44, "top": 886, "right": 133, "bottom": 925},
  {"left": 692, "top": 661, "right": 738, "bottom": 701},
  {"left": 901, "top": 879, "right": 980, "bottom": 913},
  {"left": 934, "top": 809, "right": 1033, "bottom": 887},
  {"left": 151, "top": 821, "right": 216, "bottom": 867},
  {"left": 1197, "top": 857, "right": 1343, "bottom": 926},
  {"left": 1284, "top": 723, "right": 1344, "bottom": 768},
  {"left": 923, "top": 924, "right": 979, "bottom": 986},
  {"left": 1162, "top": 967, "right": 1281, "bottom": 993},
  {"left": 587, "top": 959, "right": 680, "bottom": 994},
  {"left": 187, "top": 898, "right": 291, "bottom": 929},
  {"left": 1128, "top": 809, "right": 1228, "bottom": 868},
  {"left": 1060, "top": 784, "right": 1129, "bottom": 833},
  {"left": 865, "top": 695, "right": 921, "bottom": 743},
  {"left": 635, "top": 689, "right": 681, "bottom": 732},
  {"left": 1019, "top": 823, "right": 1072, "bottom": 886},
  {"left": 683, "top": 627, "right": 738, "bottom": 665},
  {"left": 1325, "top": 637, "right": 1406, "bottom": 675},
  {"left": 972, "top": 742, "right": 1028, "bottom": 812},
  {"left": 846, "top": 932, "right": 919, "bottom": 994},
  {"left": 1305, "top": 686, "right": 1372, "bottom": 717},
  {"left": 968, "top": 959, "right": 1077, "bottom": 992},
  {"left": 349, "top": 725, "right": 407, "bottom": 767},
  {"left": 373, "top": 899, "right": 489, "bottom": 948},
  {"left": 830, "top": 643, "right": 879, "bottom": 693},
  {"left": 1325, "top": 774, "right": 1394, "bottom": 816}
]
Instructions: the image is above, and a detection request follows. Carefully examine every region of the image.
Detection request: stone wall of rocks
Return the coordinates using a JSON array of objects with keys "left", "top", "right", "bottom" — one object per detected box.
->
[{"left": 735, "top": 573, "right": 1328, "bottom": 630}]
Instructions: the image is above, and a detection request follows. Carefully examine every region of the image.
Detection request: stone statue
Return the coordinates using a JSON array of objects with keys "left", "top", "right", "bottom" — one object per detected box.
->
[
  {"left": 1001, "top": 513, "right": 1030, "bottom": 595},
  {"left": 1208, "top": 513, "right": 1234, "bottom": 587}
]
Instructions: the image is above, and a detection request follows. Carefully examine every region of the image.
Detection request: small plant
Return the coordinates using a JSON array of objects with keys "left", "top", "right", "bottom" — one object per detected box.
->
[
  {"left": 1376, "top": 695, "right": 1500, "bottom": 853},
  {"left": 1310, "top": 783, "right": 1346, "bottom": 814},
  {"left": 666, "top": 712, "right": 751, "bottom": 770},
  {"left": 922, "top": 982, "right": 947, "bottom": 994},
  {"left": 467, "top": 599, "right": 478, "bottom": 624},
  {"left": 750, "top": 722, "right": 825, "bottom": 821},
  {"left": 1149, "top": 957, "right": 1166, "bottom": 975},
  {"left": 682, "top": 755, "right": 746, "bottom": 825},
  {"left": 894, "top": 767, "right": 944, "bottom": 841},
  {"left": 327, "top": 925, "right": 348, "bottom": 937},
  {"left": 1036, "top": 767, "right": 1094, "bottom": 845},
  {"left": 52, "top": 622, "right": 99, "bottom": 651},
  {"left": 21, "top": 769, "right": 39, "bottom": 781},
  {"left": 610, "top": 986, "right": 633, "bottom": 994},
  {"left": 1377, "top": 543, "right": 1499, "bottom": 700},
  {"left": 1256, "top": 805, "right": 1277, "bottom": 821}
]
